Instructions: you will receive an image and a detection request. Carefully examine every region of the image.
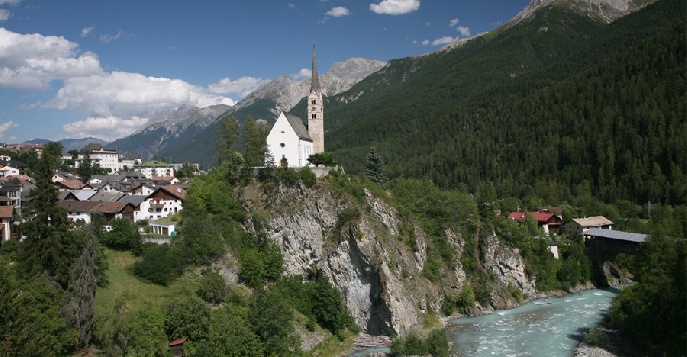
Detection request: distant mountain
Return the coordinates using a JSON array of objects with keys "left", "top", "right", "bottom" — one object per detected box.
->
[
  {"left": 60, "top": 137, "right": 109, "bottom": 152},
  {"left": 108, "top": 104, "right": 230, "bottom": 161},
  {"left": 20, "top": 137, "right": 109, "bottom": 152},
  {"left": 505, "top": 0, "right": 657, "bottom": 27}
]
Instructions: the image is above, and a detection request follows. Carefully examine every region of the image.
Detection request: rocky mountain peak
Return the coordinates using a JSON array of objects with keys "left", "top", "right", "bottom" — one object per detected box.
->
[{"left": 506, "top": 0, "right": 658, "bottom": 26}]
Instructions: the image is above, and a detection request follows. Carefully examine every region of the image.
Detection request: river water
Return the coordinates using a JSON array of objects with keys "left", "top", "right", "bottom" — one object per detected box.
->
[
  {"left": 352, "top": 287, "right": 621, "bottom": 357},
  {"left": 448, "top": 287, "right": 622, "bottom": 357}
]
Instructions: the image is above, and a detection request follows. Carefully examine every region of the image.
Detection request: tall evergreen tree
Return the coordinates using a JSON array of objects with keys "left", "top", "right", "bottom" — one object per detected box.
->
[
  {"left": 216, "top": 116, "right": 240, "bottom": 165},
  {"left": 242, "top": 116, "right": 269, "bottom": 167},
  {"left": 364, "top": 146, "right": 388, "bottom": 184},
  {"left": 18, "top": 141, "right": 78, "bottom": 287},
  {"left": 61, "top": 222, "right": 98, "bottom": 349},
  {"left": 78, "top": 153, "right": 93, "bottom": 182}
]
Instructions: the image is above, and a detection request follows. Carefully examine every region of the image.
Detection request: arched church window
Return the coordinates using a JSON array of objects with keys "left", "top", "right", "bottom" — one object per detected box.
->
[
  {"left": 311, "top": 100, "right": 316, "bottom": 105},
  {"left": 312, "top": 107, "right": 316, "bottom": 111},
  {"left": 280, "top": 143, "right": 285, "bottom": 148},
  {"left": 311, "top": 114, "right": 316, "bottom": 119}
]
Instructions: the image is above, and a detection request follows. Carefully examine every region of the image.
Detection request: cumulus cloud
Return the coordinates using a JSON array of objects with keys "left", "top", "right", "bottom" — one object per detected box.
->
[
  {"left": 456, "top": 26, "right": 470, "bottom": 37},
  {"left": 291, "top": 68, "right": 311, "bottom": 80},
  {"left": 431, "top": 36, "right": 455, "bottom": 46},
  {"left": 81, "top": 26, "right": 94, "bottom": 37},
  {"left": 0, "top": 9, "right": 9, "bottom": 21},
  {"left": 45, "top": 71, "right": 235, "bottom": 118},
  {"left": 370, "top": 0, "right": 419, "bottom": 15},
  {"left": 449, "top": 18, "right": 459, "bottom": 27},
  {"left": 62, "top": 116, "right": 148, "bottom": 140},
  {"left": 208, "top": 76, "right": 267, "bottom": 97},
  {"left": 326, "top": 6, "right": 351, "bottom": 17},
  {"left": 0, "top": 121, "right": 18, "bottom": 138},
  {"left": 0, "top": 28, "right": 104, "bottom": 90}
]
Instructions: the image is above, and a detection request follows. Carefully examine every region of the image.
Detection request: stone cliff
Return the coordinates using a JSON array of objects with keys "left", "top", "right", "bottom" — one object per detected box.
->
[{"left": 236, "top": 180, "right": 537, "bottom": 336}]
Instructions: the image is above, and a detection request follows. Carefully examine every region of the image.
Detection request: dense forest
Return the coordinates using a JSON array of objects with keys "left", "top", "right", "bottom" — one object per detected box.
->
[{"left": 303, "top": 0, "right": 685, "bottom": 208}]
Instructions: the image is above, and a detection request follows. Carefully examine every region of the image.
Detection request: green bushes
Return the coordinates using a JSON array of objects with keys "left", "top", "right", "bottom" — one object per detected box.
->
[
  {"left": 389, "top": 329, "right": 450, "bottom": 357},
  {"left": 197, "top": 269, "right": 226, "bottom": 304},
  {"left": 441, "top": 282, "right": 476, "bottom": 315},
  {"left": 102, "top": 217, "right": 142, "bottom": 252},
  {"left": 133, "top": 243, "right": 181, "bottom": 286}
]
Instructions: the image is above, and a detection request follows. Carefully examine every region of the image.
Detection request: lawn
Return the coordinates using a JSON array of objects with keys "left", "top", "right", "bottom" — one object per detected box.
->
[{"left": 95, "top": 248, "right": 198, "bottom": 318}]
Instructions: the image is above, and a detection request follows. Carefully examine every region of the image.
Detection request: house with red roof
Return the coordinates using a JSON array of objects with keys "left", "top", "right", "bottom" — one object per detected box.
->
[{"left": 508, "top": 210, "right": 562, "bottom": 235}]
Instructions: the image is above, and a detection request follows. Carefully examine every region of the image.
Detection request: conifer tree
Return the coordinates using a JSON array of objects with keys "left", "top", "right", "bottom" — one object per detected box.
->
[
  {"left": 216, "top": 116, "right": 240, "bottom": 165},
  {"left": 364, "top": 146, "right": 388, "bottom": 184},
  {"left": 242, "top": 116, "right": 269, "bottom": 167},
  {"left": 18, "top": 141, "right": 77, "bottom": 287}
]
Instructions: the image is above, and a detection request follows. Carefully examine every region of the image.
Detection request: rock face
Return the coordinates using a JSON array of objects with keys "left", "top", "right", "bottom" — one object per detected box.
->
[
  {"left": 506, "top": 0, "right": 658, "bottom": 26},
  {"left": 483, "top": 234, "right": 538, "bottom": 308},
  {"left": 238, "top": 182, "right": 537, "bottom": 336},
  {"left": 231, "top": 57, "right": 387, "bottom": 115}
]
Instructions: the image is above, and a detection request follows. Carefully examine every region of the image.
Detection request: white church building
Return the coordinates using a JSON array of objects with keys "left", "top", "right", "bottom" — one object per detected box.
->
[
  {"left": 266, "top": 112, "right": 314, "bottom": 167},
  {"left": 265, "top": 44, "right": 324, "bottom": 168}
]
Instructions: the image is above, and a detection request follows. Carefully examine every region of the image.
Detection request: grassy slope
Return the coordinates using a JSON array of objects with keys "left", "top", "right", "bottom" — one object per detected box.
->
[{"left": 95, "top": 249, "right": 198, "bottom": 318}]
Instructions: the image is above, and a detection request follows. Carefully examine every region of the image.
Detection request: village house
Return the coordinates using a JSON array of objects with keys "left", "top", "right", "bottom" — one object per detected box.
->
[
  {"left": 134, "top": 161, "right": 176, "bottom": 179},
  {"left": 508, "top": 210, "right": 562, "bottom": 235},
  {"left": 0, "top": 205, "right": 14, "bottom": 244},
  {"left": 563, "top": 216, "right": 613, "bottom": 235},
  {"left": 139, "top": 185, "right": 186, "bottom": 221}
]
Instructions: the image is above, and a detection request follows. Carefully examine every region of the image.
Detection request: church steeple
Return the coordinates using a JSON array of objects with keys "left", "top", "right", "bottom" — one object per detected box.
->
[
  {"left": 311, "top": 42, "right": 321, "bottom": 94},
  {"left": 307, "top": 42, "right": 324, "bottom": 153}
]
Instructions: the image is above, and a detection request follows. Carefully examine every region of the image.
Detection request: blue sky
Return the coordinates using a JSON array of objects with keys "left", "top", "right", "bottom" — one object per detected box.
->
[{"left": 0, "top": 0, "right": 529, "bottom": 143}]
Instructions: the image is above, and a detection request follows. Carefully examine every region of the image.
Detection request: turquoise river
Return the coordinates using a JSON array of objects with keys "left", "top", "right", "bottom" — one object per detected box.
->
[{"left": 353, "top": 286, "right": 622, "bottom": 357}]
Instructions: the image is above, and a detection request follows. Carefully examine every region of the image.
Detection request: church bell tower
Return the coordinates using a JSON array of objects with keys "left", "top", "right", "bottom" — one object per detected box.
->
[{"left": 307, "top": 43, "right": 324, "bottom": 153}]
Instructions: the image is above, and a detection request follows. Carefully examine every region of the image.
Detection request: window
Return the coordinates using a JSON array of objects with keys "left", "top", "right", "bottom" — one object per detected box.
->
[
  {"left": 311, "top": 100, "right": 316, "bottom": 104},
  {"left": 312, "top": 107, "right": 316, "bottom": 111},
  {"left": 280, "top": 143, "right": 285, "bottom": 148},
  {"left": 311, "top": 114, "right": 316, "bottom": 119}
]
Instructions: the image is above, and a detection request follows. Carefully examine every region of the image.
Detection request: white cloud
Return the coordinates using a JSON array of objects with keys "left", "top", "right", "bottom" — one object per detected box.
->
[
  {"left": 62, "top": 116, "right": 148, "bottom": 140},
  {"left": 456, "top": 26, "right": 470, "bottom": 37},
  {"left": 99, "top": 30, "right": 123, "bottom": 44},
  {"left": 421, "top": 39, "right": 429, "bottom": 45},
  {"left": 45, "top": 71, "right": 235, "bottom": 117},
  {"left": 326, "top": 6, "right": 351, "bottom": 17},
  {"left": 449, "top": 18, "right": 459, "bottom": 27},
  {"left": 0, "top": 9, "right": 9, "bottom": 21},
  {"left": 292, "top": 68, "right": 311, "bottom": 80},
  {"left": 370, "top": 0, "right": 419, "bottom": 15},
  {"left": 81, "top": 26, "right": 94, "bottom": 37},
  {"left": 432, "top": 36, "right": 455, "bottom": 46},
  {"left": 0, "top": 28, "right": 104, "bottom": 90},
  {"left": 0, "top": 121, "right": 18, "bottom": 138},
  {"left": 0, "top": 0, "right": 21, "bottom": 5},
  {"left": 208, "top": 76, "right": 267, "bottom": 97}
]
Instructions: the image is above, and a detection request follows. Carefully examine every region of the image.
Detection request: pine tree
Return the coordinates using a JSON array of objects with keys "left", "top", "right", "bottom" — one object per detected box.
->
[
  {"left": 242, "top": 116, "right": 269, "bottom": 167},
  {"left": 363, "top": 147, "right": 388, "bottom": 184},
  {"left": 216, "top": 116, "right": 240, "bottom": 165},
  {"left": 18, "top": 141, "right": 78, "bottom": 288},
  {"left": 61, "top": 222, "right": 98, "bottom": 349}
]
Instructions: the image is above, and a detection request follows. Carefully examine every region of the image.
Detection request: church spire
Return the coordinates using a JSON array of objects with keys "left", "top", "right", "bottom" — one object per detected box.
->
[{"left": 311, "top": 42, "right": 321, "bottom": 94}]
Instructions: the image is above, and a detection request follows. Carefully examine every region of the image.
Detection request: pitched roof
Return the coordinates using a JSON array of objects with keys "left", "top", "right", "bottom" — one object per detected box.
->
[
  {"left": 0, "top": 205, "right": 13, "bottom": 218},
  {"left": 119, "top": 194, "right": 147, "bottom": 206},
  {"left": 57, "top": 180, "right": 85, "bottom": 190},
  {"left": 284, "top": 113, "right": 312, "bottom": 141},
  {"left": 89, "top": 191, "right": 125, "bottom": 202},
  {"left": 158, "top": 185, "right": 186, "bottom": 200},
  {"left": 508, "top": 211, "right": 559, "bottom": 224},
  {"left": 584, "top": 228, "right": 647, "bottom": 243},
  {"left": 58, "top": 200, "right": 100, "bottom": 212},
  {"left": 573, "top": 216, "right": 613, "bottom": 227},
  {"left": 169, "top": 337, "right": 188, "bottom": 347},
  {"left": 92, "top": 201, "right": 132, "bottom": 214}
]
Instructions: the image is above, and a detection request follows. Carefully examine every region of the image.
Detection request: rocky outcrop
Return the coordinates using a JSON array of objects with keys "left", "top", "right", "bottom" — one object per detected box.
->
[
  {"left": 236, "top": 182, "right": 539, "bottom": 337},
  {"left": 505, "top": 0, "right": 658, "bottom": 27},
  {"left": 482, "top": 234, "right": 538, "bottom": 308}
]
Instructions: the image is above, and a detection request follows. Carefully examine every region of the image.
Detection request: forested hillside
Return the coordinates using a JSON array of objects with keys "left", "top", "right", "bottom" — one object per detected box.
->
[{"left": 307, "top": 0, "right": 685, "bottom": 206}]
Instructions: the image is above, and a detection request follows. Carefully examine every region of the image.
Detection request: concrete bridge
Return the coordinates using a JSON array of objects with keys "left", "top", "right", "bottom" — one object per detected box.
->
[{"left": 583, "top": 228, "right": 647, "bottom": 286}]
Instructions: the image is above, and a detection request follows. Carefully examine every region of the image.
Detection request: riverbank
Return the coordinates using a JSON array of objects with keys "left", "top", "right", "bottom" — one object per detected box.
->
[{"left": 574, "top": 318, "right": 641, "bottom": 357}]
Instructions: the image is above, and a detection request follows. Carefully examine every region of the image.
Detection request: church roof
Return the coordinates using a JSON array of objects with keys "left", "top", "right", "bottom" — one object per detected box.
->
[{"left": 285, "top": 113, "right": 312, "bottom": 141}]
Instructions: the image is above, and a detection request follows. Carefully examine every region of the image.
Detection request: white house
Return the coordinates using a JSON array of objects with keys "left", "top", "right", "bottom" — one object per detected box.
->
[
  {"left": 139, "top": 185, "right": 185, "bottom": 221},
  {"left": 266, "top": 112, "right": 314, "bottom": 168},
  {"left": 0, "top": 166, "right": 19, "bottom": 177},
  {"left": 563, "top": 216, "right": 613, "bottom": 235}
]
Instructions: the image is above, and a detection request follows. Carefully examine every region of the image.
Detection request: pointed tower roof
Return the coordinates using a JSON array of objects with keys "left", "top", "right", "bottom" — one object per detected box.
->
[{"left": 311, "top": 42, "right": 321, "bottom": 94}]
